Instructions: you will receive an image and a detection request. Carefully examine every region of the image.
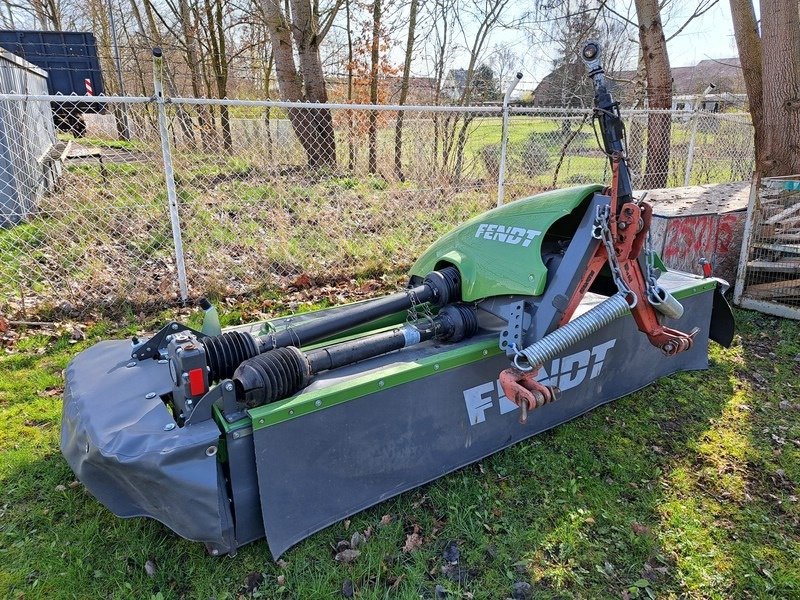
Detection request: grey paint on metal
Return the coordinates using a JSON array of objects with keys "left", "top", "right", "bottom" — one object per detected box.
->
[
  {"left": 225, "top": 429, "right": 266, "bottom": 546},
  {"left": 60, "top": 274, "right": 724, "bottom": 556},
  {"left": 60, "top": 340, "right": 235, "bottom": 555},
  {"left": 253, "top": 291, "right": 713, "bottom": 558},
  {"left": 529, "top": 193, "right": 608, "bottom": 340},
  {"left": 0, "top": 47, "right": 59, "bottom": 226}
]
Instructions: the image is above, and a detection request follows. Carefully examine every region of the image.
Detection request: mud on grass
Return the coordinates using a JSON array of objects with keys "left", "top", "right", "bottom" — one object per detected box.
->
[{"left": 0, "top": 305, "right": 798, "bottom": 599}]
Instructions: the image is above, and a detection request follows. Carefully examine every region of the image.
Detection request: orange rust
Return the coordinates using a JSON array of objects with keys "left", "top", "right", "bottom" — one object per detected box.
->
[
  {"left": 557, "top": 155, "right": 696, "bottom": 355},
  {"left": 499, "top": 367, "right": 558, "bottom": 424}
]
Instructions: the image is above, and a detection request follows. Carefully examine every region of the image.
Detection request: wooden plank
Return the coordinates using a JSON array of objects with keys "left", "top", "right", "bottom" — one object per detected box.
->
[
  {"left": 764, "top": 201, "right": 800, "bottom": 225},
  {"left": 747, "top": 260, "right": 800, "bottom": 274},
  {"left": 738, "top": 295, "right": 800, "bottom": 319},
  {"left": 769, "top": 232, "right": 800, "bottom": 242},
  {"left": 59, "top": 140, "right": 72, "bottom": 162},
  {"left": 746, "top": 278, "right": 800, "bottom": 299},
  {"left": 753, "top": 242, "right": 800, "bottom": 254}
]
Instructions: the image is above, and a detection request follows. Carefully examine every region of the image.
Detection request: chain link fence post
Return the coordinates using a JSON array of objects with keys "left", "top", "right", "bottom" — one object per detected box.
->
[
  {"left": 152, "top": 47, "right": 189, "bottom": 303},
  {"left": 497, "top": 72, "right": 522, "bottom": 207},
  {"left": 684, "top": 85, "right": 715, "bottom": 186},
  {"left": 684, "top": 110, "right": 699, "bottom": 187}
]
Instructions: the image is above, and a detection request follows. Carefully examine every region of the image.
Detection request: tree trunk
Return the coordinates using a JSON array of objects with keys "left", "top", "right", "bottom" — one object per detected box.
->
[
  {"left": 729, "top": 0, "right": 765, "bottom": 171},
  {"left": 627, "top": 50, "right": 647, "bottom": 187},
  {"left": 759, "top": 0, "right": 800, "bottom": 176},
  {"left": 346, "top": 0, "right": 355, "bottom": 172},
  {"left": 212, "top": 0, "right": 232, "bottom": 152},
  {"left": 634, "top": 0, "right": 672, "bottom": 189},
  {"left": 143, "top": 0, "right": 195, "bottom": 145},
  {"left": 393, "top": 0, "right": 418, "bottom": 181},
  {"left": 289, "top": 0, "right": 337, "bottom": 168},
  {"left": 263, "top": 48, "right": 274, "bottom": 161},
  {"left": 263, "top": 0, "right": 336, "bottom": 168},
  {"left": 179, "top": 0, "right": 210, "bottom": 149},
  {"left": 367, "top": 0, "right": 381, "bottom": 174}
]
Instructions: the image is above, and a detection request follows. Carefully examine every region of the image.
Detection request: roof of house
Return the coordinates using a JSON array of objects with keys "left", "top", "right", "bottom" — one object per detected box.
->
[{"left": 533, "top": 57, "right": 746, "bottom": 107}]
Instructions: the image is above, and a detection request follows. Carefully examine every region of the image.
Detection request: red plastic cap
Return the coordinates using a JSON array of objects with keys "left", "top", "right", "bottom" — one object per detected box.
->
[{"left": 188, "top": 368, "right": 207, "bottom": 397}]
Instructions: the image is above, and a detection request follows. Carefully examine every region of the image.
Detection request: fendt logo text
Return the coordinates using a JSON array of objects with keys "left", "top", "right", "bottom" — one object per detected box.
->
[
  {"left": 475, "top": 223, "right": 542, "bottom": 247},
  {"left": 463, "top": 339, "right": 617, "bottom": 425}
]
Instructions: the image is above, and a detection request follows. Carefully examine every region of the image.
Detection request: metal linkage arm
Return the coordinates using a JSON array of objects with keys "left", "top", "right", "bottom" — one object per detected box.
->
[{"left": 580, "top": 41, "right": 633, "bottom": 204}]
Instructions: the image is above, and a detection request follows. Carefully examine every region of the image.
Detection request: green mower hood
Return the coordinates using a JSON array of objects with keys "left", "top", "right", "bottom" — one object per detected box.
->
[{"left": 409, "top": 185, "right": 602, "bottom": 301}]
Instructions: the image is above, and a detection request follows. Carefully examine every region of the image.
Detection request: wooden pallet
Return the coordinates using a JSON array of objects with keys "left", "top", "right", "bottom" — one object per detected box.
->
[{"left": 745, "top": 186, "right": 800, "bottom": 301}]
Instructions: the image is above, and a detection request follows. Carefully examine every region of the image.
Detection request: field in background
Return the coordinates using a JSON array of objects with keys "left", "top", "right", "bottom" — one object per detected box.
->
[{"left": 0, "top": 299, "right": 797, "bottom": 599}]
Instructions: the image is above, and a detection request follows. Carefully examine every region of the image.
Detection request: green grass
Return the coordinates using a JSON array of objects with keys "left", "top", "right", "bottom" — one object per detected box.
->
[{"left": 0, "top": 304, "right": 798, "bottom": 599}]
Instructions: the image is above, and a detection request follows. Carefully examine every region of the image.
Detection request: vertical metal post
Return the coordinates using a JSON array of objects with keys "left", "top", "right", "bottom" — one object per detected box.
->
[
  {"left": 153, "top": 48, "right": 189, "bottom": 303},
  {"left": 497, "top": 72, "right": 523, "bottom": 207},
  {"left": 733, "top": 173, "right": 760, "bottom": 304},
  {"left": 107, "top": 0, "right": 131, "bottom": 140},
  {"left": 683, "top": 113, "right": 699, "bottom": 187},
  {"left": 684, "top": 84, "right": 715, "bottom": 186}
]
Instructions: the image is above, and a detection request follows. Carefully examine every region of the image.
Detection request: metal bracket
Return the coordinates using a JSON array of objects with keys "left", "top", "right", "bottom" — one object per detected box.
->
[
  {"left": 185, "top": 379, "right": 241, "bottom": 426},
  {"left": 500, "top": 300, "right": 528, "bottom": 356},
  {"left": 220, "top": 380, "right": 248, "bottom": 423},
  {"left": 132, "top": 321, "right": 205, "bottom": 360}
]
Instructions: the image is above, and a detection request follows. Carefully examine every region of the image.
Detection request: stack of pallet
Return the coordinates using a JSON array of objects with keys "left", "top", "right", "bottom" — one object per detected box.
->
[{"left": 744, "top": 183, "right": 800, "bottom": 305}]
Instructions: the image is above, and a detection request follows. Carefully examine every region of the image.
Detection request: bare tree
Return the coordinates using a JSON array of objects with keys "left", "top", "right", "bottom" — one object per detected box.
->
[
  {"left": 489, "top": 43, "right": 518, "bottom": 91},
  {"left": 393, "top": 0, "right": 419, "bottom": 181},
  {"left": 346, "top": 0, "right": 355, "bottom": 171},
  {"left": 367, "top": 0, "right": 381, "bottom": 174},
  {"left": 440, "top": 0, "right": 512, "bottom": 180}
]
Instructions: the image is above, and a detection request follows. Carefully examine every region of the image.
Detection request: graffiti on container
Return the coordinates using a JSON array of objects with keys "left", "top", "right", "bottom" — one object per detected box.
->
[{"left": 658, "top": 213, "right": 745, "bottom": 280}]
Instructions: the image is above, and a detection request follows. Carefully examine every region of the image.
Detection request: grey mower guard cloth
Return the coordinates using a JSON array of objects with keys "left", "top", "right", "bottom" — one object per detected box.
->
[
  {"left": 253, "top": 290, "right": 713, "bottom": 558},
  {"left": 60, "top": 341, "right": 235, "bottom": 555}
]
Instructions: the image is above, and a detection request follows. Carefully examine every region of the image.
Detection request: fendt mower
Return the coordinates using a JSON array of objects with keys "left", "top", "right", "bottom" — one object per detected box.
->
[{"left": 61, "top": 42, "right": 735, "bottom": 558}]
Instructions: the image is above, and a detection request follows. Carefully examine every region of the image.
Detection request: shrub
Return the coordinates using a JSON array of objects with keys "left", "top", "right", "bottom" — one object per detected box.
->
[
  {"left": 520, "top": 134, "right": 551, "bottom": 177},
  {"left": 480, "top": 143, "right": 501, "bottom": 179}
]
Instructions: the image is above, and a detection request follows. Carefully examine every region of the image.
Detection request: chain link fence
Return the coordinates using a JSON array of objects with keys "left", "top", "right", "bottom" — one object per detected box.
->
[{"left": 0, "top": 94, "right": 754, "bottom": 317}]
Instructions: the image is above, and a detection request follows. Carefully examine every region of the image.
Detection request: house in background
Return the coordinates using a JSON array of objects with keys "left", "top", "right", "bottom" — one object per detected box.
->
[
  {"left": 532, "top": 56, "right": 748, "bottom": 111},
  {"left": 442, "top": 69, "right": 468, "bottom": 101},
  {"left": 668, "top": 57, "right": 747, "bottom": 111}
]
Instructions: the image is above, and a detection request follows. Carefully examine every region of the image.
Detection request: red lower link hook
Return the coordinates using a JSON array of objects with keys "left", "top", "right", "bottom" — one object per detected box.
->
[{"left": 499, "top": 367, "right": 560, "bottom": 425}]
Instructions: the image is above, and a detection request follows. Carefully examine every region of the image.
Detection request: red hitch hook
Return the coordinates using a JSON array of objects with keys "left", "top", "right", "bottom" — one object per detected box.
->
[{"left": 499, "top": 367, "right": 559, "bottom": 424}]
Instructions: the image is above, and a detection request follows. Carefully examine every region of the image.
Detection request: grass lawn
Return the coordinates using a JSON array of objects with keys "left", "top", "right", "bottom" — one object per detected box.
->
[{"left": 0, "top": 298, "right": 798, "bottom": 600}]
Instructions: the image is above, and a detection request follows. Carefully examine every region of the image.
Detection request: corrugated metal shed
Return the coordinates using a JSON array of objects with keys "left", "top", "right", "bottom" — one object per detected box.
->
[{"left": 0, "top": 46, "right": 60, "bottom": 227}]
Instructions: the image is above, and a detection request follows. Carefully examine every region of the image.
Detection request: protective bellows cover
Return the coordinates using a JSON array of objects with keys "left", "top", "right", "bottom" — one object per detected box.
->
[{"left": 233, "top": 347, "right": 311, "bottom": 408}]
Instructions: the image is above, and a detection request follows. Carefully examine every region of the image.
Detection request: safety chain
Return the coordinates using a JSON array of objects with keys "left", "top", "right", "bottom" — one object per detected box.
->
[
  {"left": 405, "top": 287, "right": 436, "bottom": 331},
  {"left": 592, "top": 204, "right": 637, "bottom": 307}
]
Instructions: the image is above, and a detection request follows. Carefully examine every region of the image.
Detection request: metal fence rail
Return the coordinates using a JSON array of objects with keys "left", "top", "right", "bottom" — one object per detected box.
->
[{"left": 0, "top": 91, "right": 754, "bottom": 317}]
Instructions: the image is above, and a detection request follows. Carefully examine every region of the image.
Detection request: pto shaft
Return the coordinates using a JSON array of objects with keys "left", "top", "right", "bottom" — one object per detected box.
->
[{"left": 233, "top": 304, "right": 478, "bottom": 408}]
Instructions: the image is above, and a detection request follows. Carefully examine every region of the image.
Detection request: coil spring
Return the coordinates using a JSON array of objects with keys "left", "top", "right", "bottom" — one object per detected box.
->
[{"left": 515, "top": 293, "right": 630, "bottom": 370}]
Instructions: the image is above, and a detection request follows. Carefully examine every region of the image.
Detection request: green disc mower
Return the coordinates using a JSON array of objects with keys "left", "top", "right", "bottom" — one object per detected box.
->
[{"left": 60, "top": 42, "right": 735, "bottom": 558}]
